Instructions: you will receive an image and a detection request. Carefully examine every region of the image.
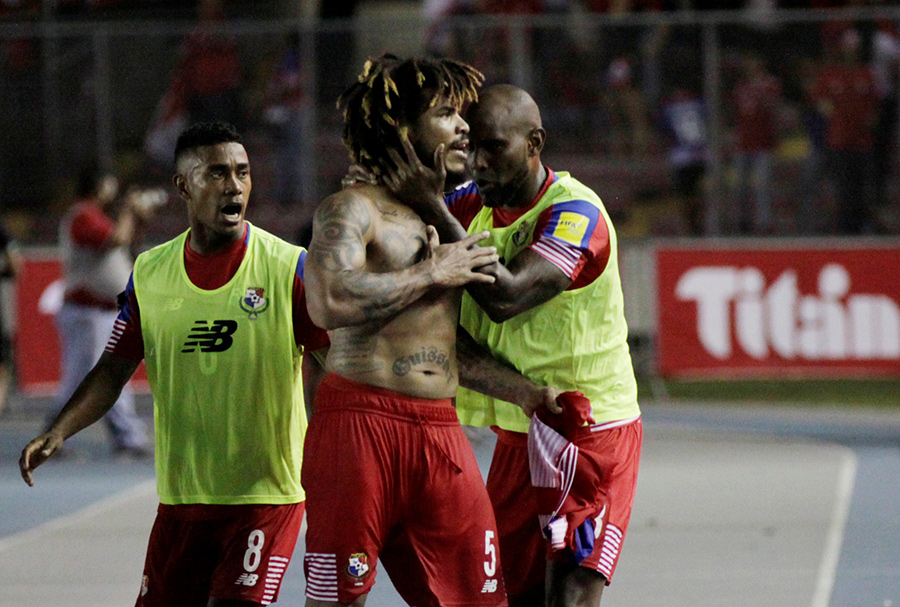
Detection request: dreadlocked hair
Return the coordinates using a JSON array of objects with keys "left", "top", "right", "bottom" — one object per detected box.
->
[{"left": 338, "top": 54, "right": 484, "bottom": 174}]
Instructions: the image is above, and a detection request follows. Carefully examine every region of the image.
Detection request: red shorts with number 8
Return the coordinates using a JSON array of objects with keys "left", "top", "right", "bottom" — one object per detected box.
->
[{"left": 136, "top": 501, "right": 304, "bottom": 606}]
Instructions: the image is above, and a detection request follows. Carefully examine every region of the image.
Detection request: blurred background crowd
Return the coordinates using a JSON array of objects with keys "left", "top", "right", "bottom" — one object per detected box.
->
[{"left": 0, "top": 0, "right": 898, "bottom": 248}]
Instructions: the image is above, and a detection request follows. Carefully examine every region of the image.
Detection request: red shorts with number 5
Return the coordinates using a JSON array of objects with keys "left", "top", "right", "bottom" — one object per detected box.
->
[
  {"left": 303, "top": 373, "right": 507, "bottom": 607},
  {"left": 487, "top": 418, "right": 642, "bottom": 596},
  {"left": 135, "top": 501, "right": 304, "bottom": 607}
]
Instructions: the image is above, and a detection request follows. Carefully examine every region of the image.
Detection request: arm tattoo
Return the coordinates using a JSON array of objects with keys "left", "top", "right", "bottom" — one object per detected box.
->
[
  {"left": 310, "top": 195, "right": 371, "bottom": 272},
  {"left": 456, "top": 327, "right": 529, "bottom": 401},
  {"left": 310, "top": 193, "right": 434, "bottom": 324}
]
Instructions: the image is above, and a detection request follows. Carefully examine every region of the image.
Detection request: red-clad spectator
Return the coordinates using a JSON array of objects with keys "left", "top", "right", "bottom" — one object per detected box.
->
[
  {"left": 730, "top": 54, "right": 783, "bottom": 234},
  {"left": 812, "top": 27, "right": 881, "bottom": 234},
  {"left": 171, "top": 0, "right": 244, "bottom": 128},
  {"left": 49, "top": 166, "right": 160, "bottom": 456}
]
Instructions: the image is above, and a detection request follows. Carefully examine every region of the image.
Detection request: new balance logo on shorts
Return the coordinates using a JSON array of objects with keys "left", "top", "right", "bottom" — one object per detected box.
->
[
  {"left": 181, "top": 320, "right": 238, "bottom": 353},
  {"left": 481, "top": 579, "right": 498, "bottom": 593},
  {"left": 235, "top": 573, "right": 259, "bottom": 586}
]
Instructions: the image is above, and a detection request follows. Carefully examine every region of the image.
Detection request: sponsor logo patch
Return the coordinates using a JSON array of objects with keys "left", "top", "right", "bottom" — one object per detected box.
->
[
  {"left": 163, "top": 297, "right": 184, "bottom": 311},
  {"left": 181, "top": 320, "right": 238, "bottom": 353},
  {"left": 551, "top": 212, "right": 589, "bottom": 247},
  {"left": 236, "top": 572, "right": 259, "bottom": 586}
]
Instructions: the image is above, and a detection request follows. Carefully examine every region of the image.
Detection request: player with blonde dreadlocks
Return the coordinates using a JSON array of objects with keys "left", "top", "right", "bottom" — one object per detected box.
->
[
  {"left": 338, "top": 53, "right": 483, "bottom": 178},
  {"left": 301, "top": 54, "right": 561, "bottom": 607}
]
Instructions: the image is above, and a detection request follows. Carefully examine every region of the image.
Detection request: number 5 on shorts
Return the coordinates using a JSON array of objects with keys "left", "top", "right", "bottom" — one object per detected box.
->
[
  {"left": 244, "top": 529, "right": 265, "bottom": 572},
  {"left": 484, "top": 530, "right": 497, "bottom": 576}
]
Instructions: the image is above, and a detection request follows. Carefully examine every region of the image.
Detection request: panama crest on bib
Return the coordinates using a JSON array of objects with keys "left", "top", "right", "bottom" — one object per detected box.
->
[{"left": 239, "top": 287, "right": 269, "bottom": 319}]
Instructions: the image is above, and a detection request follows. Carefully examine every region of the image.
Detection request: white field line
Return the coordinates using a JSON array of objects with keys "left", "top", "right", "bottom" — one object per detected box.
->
[
  {"left": 0, "top": 479, "right": 157, "bottom": 554},
  {"left": 811, "top": 449, "right": 858, "bottom": 607}
]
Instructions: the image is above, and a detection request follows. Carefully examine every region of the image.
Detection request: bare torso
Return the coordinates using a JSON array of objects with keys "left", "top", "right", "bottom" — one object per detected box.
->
[{"left": 318, "top": 185, "right": 462, "bottom": 399}]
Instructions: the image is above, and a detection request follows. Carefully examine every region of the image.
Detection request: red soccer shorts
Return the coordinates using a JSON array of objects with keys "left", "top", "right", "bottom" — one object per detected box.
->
[
  {"left": 486, "top": 418, "right": 642, "bottom": 597},
  {"left": 303, "top": 373, "right": 507, "bottom": 607},
  {"left": 135, "top": 501, "right": 304, "bottom": 606}
]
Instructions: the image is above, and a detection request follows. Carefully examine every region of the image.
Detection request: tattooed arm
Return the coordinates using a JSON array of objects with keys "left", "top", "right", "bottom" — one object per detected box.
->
[
  {"left": 456, "top": 327, "right": 562, "bottom": 417},
  {"left": 304, "top": 189, "right": 499, "bottom": 330}
]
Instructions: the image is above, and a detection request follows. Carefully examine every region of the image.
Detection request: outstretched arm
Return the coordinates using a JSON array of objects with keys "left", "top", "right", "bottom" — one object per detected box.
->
[
  {"left": 457, "top": 326, "right": 561, "bottom": 418},
  {"left": 20, "top": 352, "right": 140, "bottom": 486},
  {"left": 304, "top": 189, "right": 499, "bottom": 330}
]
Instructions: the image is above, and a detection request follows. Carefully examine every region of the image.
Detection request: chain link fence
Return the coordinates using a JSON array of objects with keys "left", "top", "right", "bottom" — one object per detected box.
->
[{"left": 1, "top": 7, "right": 898, "bottom": 245}]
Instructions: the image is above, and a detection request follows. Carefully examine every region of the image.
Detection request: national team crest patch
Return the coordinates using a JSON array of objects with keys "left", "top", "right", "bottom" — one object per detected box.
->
[
  {"left": 551, "top": 211, "right": 590, "bottom": 247},
  {"left": 346, "top": 553, "right": 370, "bottom": 580},
  {"left": 239, "top": 287, "right": 269, "bottom": 319},
  {"left": 512, "top": 220, "right": 531, "bottom": 247}
]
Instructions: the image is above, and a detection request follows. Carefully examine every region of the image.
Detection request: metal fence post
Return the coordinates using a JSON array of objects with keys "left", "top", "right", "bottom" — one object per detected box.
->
[
  {"left": 703, "top": 21, "right": 723, "bottom": 236},
  {"left": 41, "top": 20, "right": 62, "bottom": 185},
  {"left": 92, "top": 27, "right": 114, "bottom": 174},
  {"left": 507, "top": 16, "right": 532, "bottom": 93},
  {"left": 300, "top": 17, "right": 318, "bottom": 206}
]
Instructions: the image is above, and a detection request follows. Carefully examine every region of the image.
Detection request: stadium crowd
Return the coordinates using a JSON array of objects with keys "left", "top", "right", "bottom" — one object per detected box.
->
[{"left": 0, "top": 0, "right": 897, "bottom": 242}]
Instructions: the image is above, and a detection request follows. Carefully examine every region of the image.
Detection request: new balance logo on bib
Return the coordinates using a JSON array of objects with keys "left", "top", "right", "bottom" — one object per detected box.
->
[{"left": 181, "top": 320, "right": 238, "bottom": 353}]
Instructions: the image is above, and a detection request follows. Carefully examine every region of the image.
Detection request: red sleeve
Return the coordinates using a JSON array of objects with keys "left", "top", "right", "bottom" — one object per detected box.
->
[
  {"left": 529, "top": 200, "right": 611, "bottom": 290},
  {"left": 70, "top": 203, "right": 115, "bottom": 250},
  {"left": 105, "top": 273, "right": 145, "bottom": 361},
  {"left": 293, "top": 251, "right": 329, "bottom": 351},
  {"left": 444, "top": 181, "right": 483, "bottom": 231}
]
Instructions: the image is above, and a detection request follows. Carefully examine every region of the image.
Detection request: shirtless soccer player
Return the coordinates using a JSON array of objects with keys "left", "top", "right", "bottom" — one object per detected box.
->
[{"left": 302, "top": 55, "right": 559, "bottom": 607}]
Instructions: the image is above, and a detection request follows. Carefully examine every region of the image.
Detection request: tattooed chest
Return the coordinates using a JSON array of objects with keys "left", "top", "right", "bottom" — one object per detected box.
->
[{"left": 370, "top": 206, "right": 428, "bottom": 270}]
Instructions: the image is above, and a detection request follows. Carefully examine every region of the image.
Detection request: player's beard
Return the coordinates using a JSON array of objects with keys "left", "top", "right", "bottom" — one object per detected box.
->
[
  {"left": 444, "top": 167, "right": 470, "bottom": 191},
  {"left": 412, "top": 139, "right": 470, "bottom": 193},
  {"left": 479, "top": 163, "right": 531, "bottom": 209}
]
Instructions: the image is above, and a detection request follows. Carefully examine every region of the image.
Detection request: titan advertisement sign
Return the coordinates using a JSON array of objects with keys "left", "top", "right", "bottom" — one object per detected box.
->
[{"left": 656, "top": 244, "right": 900, "bottom": 378}]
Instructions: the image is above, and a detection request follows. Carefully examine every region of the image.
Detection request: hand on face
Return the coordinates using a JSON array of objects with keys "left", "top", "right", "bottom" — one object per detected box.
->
[{"left": 381, "top": 128, "right": 449, "bottom": 215}]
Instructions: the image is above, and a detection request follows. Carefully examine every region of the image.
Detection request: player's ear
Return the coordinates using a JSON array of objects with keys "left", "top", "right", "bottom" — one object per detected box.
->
[
  {"left": 173, "top": 174, "right": 190, "bottom": 201},
  {"left": 527, "top": 128, "right": 546, "bottom": 157}
]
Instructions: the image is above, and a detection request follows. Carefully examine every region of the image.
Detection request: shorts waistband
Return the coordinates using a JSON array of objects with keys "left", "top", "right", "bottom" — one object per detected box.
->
[
  {"left": 316, "top": 373, "right": 459, "bottom": 424},
  {"left": 494, "top": 415, "right": 643, "bottom": 445},
  {"left": 158, "top": 502, "right": 302, "bottom": 521},
  {"left": 493, "top": 426, "right": 529, "bottom": 446}
]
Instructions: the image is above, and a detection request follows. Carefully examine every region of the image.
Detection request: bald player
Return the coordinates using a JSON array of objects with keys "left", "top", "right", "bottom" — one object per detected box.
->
[{"left": 383, "top": 84, "right": 642, "bottom": 607}]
